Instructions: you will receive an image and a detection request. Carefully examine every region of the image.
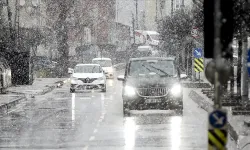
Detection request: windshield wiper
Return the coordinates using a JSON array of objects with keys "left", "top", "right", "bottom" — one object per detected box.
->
[
  {"left": 146, "top": 64, "right": 172, "bottom": 77},
  {"left": 141, "top": 64, "right": 162, "bottom": 76}
]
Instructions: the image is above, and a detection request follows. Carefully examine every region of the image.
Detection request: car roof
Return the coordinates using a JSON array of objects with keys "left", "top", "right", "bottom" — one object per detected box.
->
[
  {"left": 76, "top": 64, "right": 101, "bottom": 66},
  {"left": 129, "top": 57, "right": 175, "bottom": 61},
  {"left": 92, "top": 58, "right": 111, "bottom": 61}
]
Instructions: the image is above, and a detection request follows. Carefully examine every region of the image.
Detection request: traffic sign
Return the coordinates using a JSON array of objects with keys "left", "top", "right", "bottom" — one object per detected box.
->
[
  {"left": 194, "top": 58, "right": 204, "bottom": 72},
  {"left": 247, "top": 49, "right": 250, "bottom": 76},
  {"left": 191, "top": 27, "right": 198, "bottom": 38},
  {"left": 208, "top": 109, "right": 228, "bottom": 149},
  {"left": 208, "top": 129, "right": 227, "bottom": 149},
  {"left": 193, "top": 48, "right": 203, "bottom": 58},
  {"left": 209, "top": 110, "right": 227, "bottom": 129}
]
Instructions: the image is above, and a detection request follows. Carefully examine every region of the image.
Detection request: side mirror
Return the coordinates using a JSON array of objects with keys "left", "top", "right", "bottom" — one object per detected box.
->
[
  {"left": 103, "top": 70, "right": 108, "bottom": 74},
  {"left": 68, "top": 68, "right": 74, "bottom": 74},
  {"left": 117, "top": 75, "right": 125, "bottom": 81},
  {"left": 180, "top": 74, "right": 188, "bottom": 79}
]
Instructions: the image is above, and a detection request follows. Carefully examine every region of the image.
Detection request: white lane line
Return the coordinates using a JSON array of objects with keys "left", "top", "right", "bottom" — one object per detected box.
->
[
  {"left": 80, "top": 97, "right": 91, "bottom": 100},
  {"left": 93, "top": 129, "right": 98, "bottom": 133},
  {"left": 89, "top": 136, "right": 95, "bottom": 141},
  {"left": 83, "top": 145, "right": 88, "bottom": 150}
]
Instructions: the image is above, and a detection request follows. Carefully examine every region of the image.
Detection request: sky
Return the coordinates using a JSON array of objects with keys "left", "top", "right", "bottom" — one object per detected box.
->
[{"left": 116, "top": 0, "right": 145, "bottom": 26}]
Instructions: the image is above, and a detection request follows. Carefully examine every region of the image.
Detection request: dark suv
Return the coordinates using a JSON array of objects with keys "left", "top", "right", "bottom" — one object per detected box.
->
[{"left": 117, "top": 57, "right": 187, "bottom": 116}]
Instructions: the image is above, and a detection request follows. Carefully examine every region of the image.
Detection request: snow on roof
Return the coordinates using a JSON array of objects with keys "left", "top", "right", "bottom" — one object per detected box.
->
[
  {"left": 138, "top": 46, "right": 151, "bottom": 48},
  {"left": 92, "top": 58, "right": 111, "bottom": 60},
  {"left": 76, "top": 64, "right": 101, "bottom": 66},
  {"left": 144, "top": 31, "right": 159, "bottom": 35}
]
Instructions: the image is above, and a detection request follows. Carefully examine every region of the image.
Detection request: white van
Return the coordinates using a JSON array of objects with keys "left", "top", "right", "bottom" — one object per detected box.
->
[{"left": 92, "top": 58, "right": 114, "bottom": 78}]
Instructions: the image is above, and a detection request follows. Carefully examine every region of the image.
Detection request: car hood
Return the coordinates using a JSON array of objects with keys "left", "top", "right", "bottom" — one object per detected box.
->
[
  {"left": 126, "top": 76, "right": 179, "bottom": 88},
  {"left": 102, "top": 67, "right": 113, "bottom": 72},
  {"left": 72, "top": 73, "right": 103, "bottom": 79}
]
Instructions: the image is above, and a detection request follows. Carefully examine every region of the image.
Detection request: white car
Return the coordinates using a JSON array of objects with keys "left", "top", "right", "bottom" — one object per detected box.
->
[
  {"left": 68, "top": 64, "right": 106, "bottom": 93},
  {"left": 92, "top": 58, "right": 114, "bottom": 78}
]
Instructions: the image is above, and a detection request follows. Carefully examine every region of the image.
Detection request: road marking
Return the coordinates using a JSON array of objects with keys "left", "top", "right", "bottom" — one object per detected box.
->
[
  {"left": 93, "top": 129, "right": 98, "bottom": 133},
  {"left": 80, "top": 97, "right": 91, "bottom": 100},
  {"left": 89, "top": 136, "right": 95, "bottom": 141},
  {"left": 83, "top": 145, "right": 88, "bottom": 150}
]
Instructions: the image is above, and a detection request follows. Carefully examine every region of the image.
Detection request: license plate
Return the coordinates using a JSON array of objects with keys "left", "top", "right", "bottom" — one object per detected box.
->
[{"left": 145, "top": 99, "right": 161, "bottom": 103}]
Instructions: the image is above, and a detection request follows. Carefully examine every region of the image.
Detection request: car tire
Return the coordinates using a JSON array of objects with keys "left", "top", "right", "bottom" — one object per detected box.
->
[
  {"left": 101, "top": 84, "right": 106, "bottom": 92},
  {"left": 123, "top": 104, "right": 130, "bottom": 117},
  {"left": 70, "top": 88, "right": 75, "bottom": 93}
]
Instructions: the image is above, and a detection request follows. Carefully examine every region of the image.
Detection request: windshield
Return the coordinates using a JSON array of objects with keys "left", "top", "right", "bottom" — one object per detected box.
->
[
  {"left": 128, "top": 60, "right": 176, "bottom": 77},
  {"left": 74, "top": 65, "right": 102, "bottom": 73},
  {"left": 150, "top": 34, "right": 159, "bottom": 41},
  {"left": 92, "top": 60, "right": 112, "bottom": 67}
]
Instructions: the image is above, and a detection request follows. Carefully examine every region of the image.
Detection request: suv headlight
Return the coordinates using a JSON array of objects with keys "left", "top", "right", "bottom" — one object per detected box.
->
[
  {"left": 124, "top": 85, "right": 136, "bottom": 97},
  {"left": 170, "top": 83, "right": 182, "bottom": 96}
]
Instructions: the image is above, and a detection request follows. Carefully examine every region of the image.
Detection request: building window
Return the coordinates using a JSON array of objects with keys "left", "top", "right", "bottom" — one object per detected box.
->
[{"left": 174, "top": 0, "right": 184, "bottom": 10}]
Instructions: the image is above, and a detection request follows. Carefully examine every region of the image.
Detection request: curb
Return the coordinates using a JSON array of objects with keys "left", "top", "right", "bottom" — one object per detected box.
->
[
  {"left": 37, "top": 85, "right": 56, "bottom": 95},
  {"left": 188, "top": 90, "right": 239, "bottom": 144},
  {"left": 0, "top": 96, "right": 27, "bottom": 115}
]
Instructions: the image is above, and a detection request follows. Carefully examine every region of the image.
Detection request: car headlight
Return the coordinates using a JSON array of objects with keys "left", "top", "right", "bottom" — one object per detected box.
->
[
  {"left": 170, "top": 84, "right": 182, "bottom": 96},
  {"left": 124, "top": 85, "right": 136, "bottom": 97},
  {"left": 109, "top": 68, "right": 113, "bottom": 72}
]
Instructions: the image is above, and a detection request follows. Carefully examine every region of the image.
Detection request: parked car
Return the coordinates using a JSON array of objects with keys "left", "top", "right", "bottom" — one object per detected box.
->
[
  {"left": 68, "top": 64, "right": 107, "bottom": 93},
  {"left": 92, "top": 58, "right": 114, "bottom": 79},
  {"left": 117, "top": 57, "right": 187, "bottom": 116},
  {"left": 0, "top": 57, "right": 11, "bottom": 92}
]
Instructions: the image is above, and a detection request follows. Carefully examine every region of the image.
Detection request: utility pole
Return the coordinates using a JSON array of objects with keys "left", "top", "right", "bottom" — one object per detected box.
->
[
  {"left": 204, "top": 0, "right": 234, "bottom": 149},
  {"left": 241, "top": 0, "right": 249, "bottom": 99},
  {"left": 132, "top": 13, "right": 135, "bottom": 44},
  {"left": 135, "top": 0, "right": 138, "bottom": 29},
  {"left": 214, "top": 0, "right": 222, "bottom": 109},
  {"left": 237, "top": 34, "right": 242, "bottom": 95},
  {"left": 156, "top": 0, "right": 158, "bottom": 22},
  {"left": 171, "top": 0, "right": 174, "bottom": 16}
]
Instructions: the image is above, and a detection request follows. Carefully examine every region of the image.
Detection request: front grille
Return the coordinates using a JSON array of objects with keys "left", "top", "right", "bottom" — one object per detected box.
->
[
  {"left": 137, "top": 87, "right": 168, "bottom": 97},
  {"left": 79, "top": 78, "right": 97, "bottom": 83}
]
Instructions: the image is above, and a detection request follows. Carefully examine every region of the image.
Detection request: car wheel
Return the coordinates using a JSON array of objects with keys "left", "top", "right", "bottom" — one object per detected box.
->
[
  {"left": 123, "top": 104, "right": 130, "bottom": 117},
  {"left": 101, "top": 84, "right": 106, "bottom": 92},
  {"left": 70, "top": 88, "right": 75, "bottom": 93}
]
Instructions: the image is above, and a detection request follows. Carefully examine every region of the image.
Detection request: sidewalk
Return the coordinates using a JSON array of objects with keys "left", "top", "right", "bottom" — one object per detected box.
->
[
  {"left": 188, "top": 88, "right": 250, "bottom": 149},
  {"left": 7, "top": 78, "right": 68, "bottom": 95},
  {"left": 0, "top": 78, "right": 67, "bottom": 115}
]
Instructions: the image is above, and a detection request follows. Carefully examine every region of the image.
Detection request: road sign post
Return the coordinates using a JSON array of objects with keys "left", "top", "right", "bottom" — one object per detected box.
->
[{"left": 204, "top": 0, "right": 232, "bottom": 149}]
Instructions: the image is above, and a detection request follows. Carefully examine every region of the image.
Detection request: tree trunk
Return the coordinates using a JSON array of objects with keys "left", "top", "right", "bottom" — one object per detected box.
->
[{"left": 55, "top": 2, "right": 71, "bottom": 77}]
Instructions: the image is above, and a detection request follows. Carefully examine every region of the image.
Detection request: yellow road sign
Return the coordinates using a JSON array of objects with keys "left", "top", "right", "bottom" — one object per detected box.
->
[
  {"left": 208, "top": 129, "right": 227, "bottom": 150},
  {"left": 194, "top": 58, "right": 204, "bottom": 72}
]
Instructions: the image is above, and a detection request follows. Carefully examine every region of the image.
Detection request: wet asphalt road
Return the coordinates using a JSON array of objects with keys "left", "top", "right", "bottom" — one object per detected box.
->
[{"left": 0, "top": 76, "right": 237, "bottom": 149}]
